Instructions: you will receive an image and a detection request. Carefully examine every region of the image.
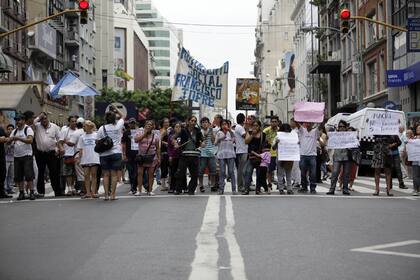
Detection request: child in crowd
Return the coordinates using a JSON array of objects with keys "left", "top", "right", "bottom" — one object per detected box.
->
[{"left": 252, "top": 142, "right": 272, "bottom": 194}]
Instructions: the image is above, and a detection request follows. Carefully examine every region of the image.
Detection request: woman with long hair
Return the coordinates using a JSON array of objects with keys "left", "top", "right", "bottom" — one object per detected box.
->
[
  {"left": 215, "top": 119, "right": 236, "bottom": 195},
  {"left": 273, "top": 123, "right": 295, "bottom": 195},
  {"left": 159, "top": 118, "right": 170, "bottom": 191},
  {"left": 168, "top": 121, "right": 183, "bottom": 193}
]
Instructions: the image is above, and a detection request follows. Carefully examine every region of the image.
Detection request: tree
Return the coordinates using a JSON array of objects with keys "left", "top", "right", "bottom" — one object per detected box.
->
[{"left": 96, "top": 87, "right": 189, "bottom": 121}]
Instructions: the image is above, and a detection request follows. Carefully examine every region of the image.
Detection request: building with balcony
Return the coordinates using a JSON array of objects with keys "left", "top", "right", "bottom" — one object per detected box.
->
[
  {"left": 254, "top": 0, "right": 295, "bottom": 122},
  {"left": 0, "top": 0, "right": 28, "bottom": 82},
  {"left": 135, "top": 0, "right": 183, "bottom": 88},
  {"left": 291, "top": 0, "right": 318, "bottom": 104}
]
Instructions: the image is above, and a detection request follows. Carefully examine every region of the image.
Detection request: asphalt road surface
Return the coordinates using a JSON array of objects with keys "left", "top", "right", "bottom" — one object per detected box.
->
[{"left": 0, "top": 179, "right": 419, "bottom": 280}]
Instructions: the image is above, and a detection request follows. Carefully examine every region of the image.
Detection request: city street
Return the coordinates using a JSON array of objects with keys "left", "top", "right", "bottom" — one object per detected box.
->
[{"left": 0, "top": 177, "right": 419, "bottom": 280}]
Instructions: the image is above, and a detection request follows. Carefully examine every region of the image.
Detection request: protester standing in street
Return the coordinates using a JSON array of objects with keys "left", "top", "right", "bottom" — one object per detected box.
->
[
  {"left": 263, "top": 116, "right": 280, "bottom": 190},
  {"left": 34, "top": 112, "right": 62, "bottom": 197},
  {"left": 290, "top": 118, "right": 301, "bottom": 189},
  {"left": 410, "top": 126, "right": 420, "bottom": 196},
  {"left": 135, "top": 120, "right": 161, "bottom": 196},
  {"left": 168, "top": 121, "right": 183, "bottom": 193},
  {"left": 97, "top": 106, "right": 125, "bottom": 200},
  {"left": 0, "top": 125, "right": 12, "bottom": 199},
  {"left": 198, "top": 117, "right": 216, "bottom": 193},
  {"left": 251, "top": 142, "right": 271, "bottom": 194},
  {"left": 273, "top": 123, "right": 295, "bottom": 195},
  {"left": 215, "top": 119, "right": 236, "bottom": 195},
  {"left": 234, "top": 113, "right": 248, "bottom": 193},
  {"left": 159, "top": 118, "right": 170, "bottom": 191},
  {"left": 372, "top": 135, "right": 396, "bottom": 196},
  {"left": 4, "top": 124, "right": 15, "bottom": 194},
  {"left": 122, "top": 118, "right": 139, "bottom": 195},
  {"left": 297, "top": 122, "right": 320, "bottom": 194},
  {"left": 77, "top": 120, "right": 100, "bottom": 199},
  {"left": 175, "top": 116, "right": 203, "bottom": 195},
  {"left": 326, "top": 120, "right": 352, "bottom": 195}
]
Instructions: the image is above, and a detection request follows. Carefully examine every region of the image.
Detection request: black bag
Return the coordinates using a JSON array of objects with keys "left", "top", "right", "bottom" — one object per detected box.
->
[
  {"left": 94, "top": 126, "right": 113, "bottom": 153},
  {"left": 135, "top": 134, "right": 155, "bottom": 165},
  {"left": 348, "top": 148, "right": 361, "bottom": 165}
]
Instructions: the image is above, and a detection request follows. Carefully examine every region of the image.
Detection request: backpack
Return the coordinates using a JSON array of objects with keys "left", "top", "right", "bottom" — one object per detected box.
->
[{"left": 13, "top": 126, "right": 29, "bottom": 137}]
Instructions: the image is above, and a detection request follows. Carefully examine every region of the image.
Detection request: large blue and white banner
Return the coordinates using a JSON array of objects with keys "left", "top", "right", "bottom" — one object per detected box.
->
[
  {"left": 172, "top": 47, "right": 229, "bottom": 108},
  {"left": 50, "top": 72, "right": 98, "bottom": 99}
]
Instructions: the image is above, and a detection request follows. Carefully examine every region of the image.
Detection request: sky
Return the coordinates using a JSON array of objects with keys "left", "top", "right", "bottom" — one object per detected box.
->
[{"left": 151, "top": 0, "right": 259, "bottom": 116}]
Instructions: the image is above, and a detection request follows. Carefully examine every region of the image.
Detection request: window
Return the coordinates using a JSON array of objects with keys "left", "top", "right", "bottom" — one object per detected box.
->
[
  {"left": 149, "top": 40, "right": 169, "bottom": 47},
  {"left": 366, "top": 60, "right": 378, "bottom": 96},
  {"left": 138, "top": 21, "right": 164, "bottom": 27},
  {"left": 155, "top": 79, "right": 170, "bottom": 87},
  {"left": 379, "top": 53, "right": 385, "bottom": 90},
  {"left": 156, "top": 70, "right": 170, "bottom": 77},
  {"left": 152, "top": 49, "right": 170, "bottom": 57},
  {"left": 155, "top": 59, "right": 170, "bottom": 67},
  {"left": 136, "top": 4, "right": 151, "bottom": 10},
  {"left": 144, "top": 30, "right": 170, "bottom": 38}
]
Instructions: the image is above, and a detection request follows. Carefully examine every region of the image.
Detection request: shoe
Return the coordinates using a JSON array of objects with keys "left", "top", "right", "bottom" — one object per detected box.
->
[
  {"left": 218, "top": 190, "right": 224, "bottom": 195},
  {"left": 35, "top": 193, "right": 44, "bottom": 198},
  {"left": 17, "top": 191, "right": 25, "bottom": 201},
  {"left": 412, "top": 191, "right": 418, "bottom": 196},
  {"left": 174, "top": 191, "right": 181, "bottom": 195},
  {"left": 372, "top": 191, "right": 380, "bottom": 196},
  {"left": 399, "top": 183, "right": 408, "bottom": 189},
  {"left": 386, "top": 191, "right": 394, "bottom": 197},
  {"left": 310, "top": 190, "right": 317, "bottom": 194},
  {"left": 92, "top": 194, "right": 99, "bottom": 199},
  {"left": 147, "top": 192, "right": 155, "bottom": 196},
  {"left": 0, "top": 193, "right": 12, "bottom": 198},
  {"left": 7, "top": 190, "right": 15, "bottom": 194},
  {"left": 200, "top": 186, "right": 205, "bottom": 193},
  {"left": 168, "top": 189, "right": 174, "bottom": 193},
  {"left": 242, "top": 191, "right": 249, "bottom": 195},
  {"left": 298, "top": 188, "right": 308, "bottom": 193},
  {"left": 29, "top": 191, "right": 36, "bottom": 200},
  {"left": 326, "top": 190, "right": 335, "bottom": 195},
  {"left": 286, "top": 190, "right": 294, "bottom": 195},
  {"left": 134, "top": 191, "right": 141, "bottom": 196},
  {"left": 279, "top": 189, "right": 285, "bottom": 195},
  {"left": 342, "top": 190, "right": 351, "bottom": 195}
]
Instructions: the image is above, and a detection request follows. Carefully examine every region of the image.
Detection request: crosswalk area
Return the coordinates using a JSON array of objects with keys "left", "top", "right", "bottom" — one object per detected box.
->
[{"left": 4, "top": 175, "right": 417, "bottom": 201}]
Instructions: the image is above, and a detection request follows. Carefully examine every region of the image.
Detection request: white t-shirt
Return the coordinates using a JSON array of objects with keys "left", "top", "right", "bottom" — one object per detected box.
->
[
  {"left": 12, "top": 125, "right": 34, "bottom": 158},
  {"left": 60, "top": 127, "right": 83, "bottom": 156},
  {"left": 130, "top": 129, "right": 139, "bottom": 151},
  {"left": 96, "top": 119, "right": 125, "bottom": 156},
  {"left": 77, "top": 132, "right": 100, "bottom": 165},
  {"left": 234, "top": 124, "right": 248, "bottom": 154},
  {"left": 298, "top": 126, "right": 320, "bottom": 156}
]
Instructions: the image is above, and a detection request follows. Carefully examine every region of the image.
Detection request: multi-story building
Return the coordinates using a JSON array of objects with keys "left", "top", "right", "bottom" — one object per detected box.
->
[
  {"left": 135, "top": 0, "right": 183, "bottom": 88},
  {"left": 291, "top": 0, "right": 318, "bottom": 104},
  {"left": 113, "top": 0, "right": 151, "bottom": 91},
  {"left": 0, "top": 0, "right": 28, "bottom": 82},
  {"left": 388, "top": 0, "right": 420, "bottom": 115},
  {"left": 254, "top": 0, "right": 295, "bottom": 122}
]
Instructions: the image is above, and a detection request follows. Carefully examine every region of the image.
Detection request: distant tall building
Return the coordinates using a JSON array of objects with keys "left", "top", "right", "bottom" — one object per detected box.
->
[{"left": 135, "top": 0, "right": 183, "bottom": 88}]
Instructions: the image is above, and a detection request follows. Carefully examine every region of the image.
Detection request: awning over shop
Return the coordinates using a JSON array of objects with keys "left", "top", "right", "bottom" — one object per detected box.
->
[
  {"left": 387, "top": 61, "right": 420, "bottom": 87},
  {"left": 310, "top": 61, "right": 341, "bottom": 74}
]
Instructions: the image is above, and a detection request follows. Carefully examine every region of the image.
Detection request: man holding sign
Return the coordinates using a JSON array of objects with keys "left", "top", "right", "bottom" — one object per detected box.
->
[{"left": 326, "top": 121, "right": 354, "bottom": 195}]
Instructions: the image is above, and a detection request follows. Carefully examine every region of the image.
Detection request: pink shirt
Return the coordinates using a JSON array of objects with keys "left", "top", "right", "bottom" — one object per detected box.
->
[
  {"left": 137, "top": 131, "right": 160, "bottom": 156},
  {"left": 260, "top": 151, "right": 271, "bottom": 167}
]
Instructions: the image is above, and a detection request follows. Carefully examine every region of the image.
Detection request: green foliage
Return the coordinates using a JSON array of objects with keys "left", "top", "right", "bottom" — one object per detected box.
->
[{"left": 96, "top": 87, "right": 189, "bottom": 121}]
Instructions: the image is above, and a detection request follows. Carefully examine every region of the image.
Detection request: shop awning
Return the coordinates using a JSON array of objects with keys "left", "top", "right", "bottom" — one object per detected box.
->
[
  {"left": 0, "top": 84, "right": 33, "bottom": 110},
  {"left": 310, "top": 61, "right": 341, "bottom": 74}
]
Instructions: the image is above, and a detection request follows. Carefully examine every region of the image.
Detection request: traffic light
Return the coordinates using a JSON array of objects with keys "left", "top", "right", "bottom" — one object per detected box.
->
[
  {"left": 340, "top": 8, "right": 351, "bottom": 34},
  {"left": 79, "top": 1, "right": 89, "bottom": 25}
]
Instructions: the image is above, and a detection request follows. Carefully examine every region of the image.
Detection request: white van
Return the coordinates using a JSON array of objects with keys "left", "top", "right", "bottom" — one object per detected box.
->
[
  {"left": 346, "top": 108, "right": 406, "bottom": 167},
  {"left": 325, "top": 113, "right": 351, "bottom": 130}
]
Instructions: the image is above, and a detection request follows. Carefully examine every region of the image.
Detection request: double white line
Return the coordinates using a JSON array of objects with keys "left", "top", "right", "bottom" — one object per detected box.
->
[{"left": 189, "top": 196, "right": 247, "bottom": 280}]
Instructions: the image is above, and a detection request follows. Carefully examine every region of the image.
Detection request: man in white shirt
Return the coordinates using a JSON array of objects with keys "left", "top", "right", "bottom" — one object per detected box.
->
[
  {"left": 34, "top": 112, "right": 62, "bottom": 196},
  {"left": 234, "top": 113, "right": 248, "bottom": 192},
  {"left": 10, "top": 114, "right": 35, "bottom": 200},
  {"left": 297, "top": 122, "right": 320, "bottom": 194}
]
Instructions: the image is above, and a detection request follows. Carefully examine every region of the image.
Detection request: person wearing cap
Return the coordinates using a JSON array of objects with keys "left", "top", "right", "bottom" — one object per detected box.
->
[
  {"left": 122, "top": 117, "right": 139, "bottom": 195},
  {"left": 9, "top": 114, "right": 35, "bottom": 200}
]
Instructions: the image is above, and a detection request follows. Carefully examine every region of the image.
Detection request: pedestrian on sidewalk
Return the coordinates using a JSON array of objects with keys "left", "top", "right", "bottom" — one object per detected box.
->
[
  {"left": 10, "top": 114, "right": 36, "bottom": 200},
  {"left": 97, "top": 106, "right": 125, "bottom": 200},
  {"left": 77, "top": 120, "right": 100, "bottom": 199},
  {"left": 290, "top": 119, "right": 301, "bottom": 189},
  {"left": 135, "top": 120, "right": 160, "bottom": 196},
  {"left": 263, "top": 116, "right": 280, "bottom": 190},
  {"left": 0, "top": 126, "right": 12, "bottom": 199},
  {"left": 5, "top": 124, "right": 15, "bottom": 194},
  {"left": 273, "top": 123, "right": 295, "bottom": 195},
  {"left": 251, "top": 141, "right": 271, "bottom": 194},
  {"left": 326, "top": 120, "right": 352, "bottom": 196},
  {"left": 122, "top": 118, "right": 139, "bottom": 195},
  {"left": 215, "top": 119, "right": 236, "bottom": 195}
]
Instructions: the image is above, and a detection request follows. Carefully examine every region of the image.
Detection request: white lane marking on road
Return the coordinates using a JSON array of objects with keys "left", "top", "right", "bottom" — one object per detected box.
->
[
  {"left": 225, "top": 196, "right": 248, "bottom": 280},
  {"left": 189, "top": 196, "right": 220, "bottom": 280},
  {"left": 351, "top": 240, "right": 420, "bottom": 258}
]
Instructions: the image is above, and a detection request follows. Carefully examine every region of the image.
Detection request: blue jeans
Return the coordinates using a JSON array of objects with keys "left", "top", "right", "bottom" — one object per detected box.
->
[
  {"left": 219, "top": 158, "right": 236, "bottom": 192},
  {"left": 299, "top": 155, "right": 317, "bottom": 191},
  {"left": 244, "top": 159, "right": 258, "bottom": 192},
  {"left": 330, "top": 160, "right": 351, "bottom": 192}
]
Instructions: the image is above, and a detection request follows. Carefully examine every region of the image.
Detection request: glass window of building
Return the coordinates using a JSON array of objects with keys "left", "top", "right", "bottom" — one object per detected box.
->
[{"left": 149, "top": 40, "right": 170, "bottom": 47}]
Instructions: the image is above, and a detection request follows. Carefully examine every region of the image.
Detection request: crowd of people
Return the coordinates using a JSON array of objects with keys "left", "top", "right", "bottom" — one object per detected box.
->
[{"left": 0, "top": 108, "right": 419, "bottom": 201}]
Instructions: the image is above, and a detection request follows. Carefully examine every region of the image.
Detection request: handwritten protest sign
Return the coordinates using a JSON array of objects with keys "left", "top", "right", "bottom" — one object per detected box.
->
[
  {"left": 277, "top": 131, "right": 300, "bottom": 161},
  {"left": 172, "top": 47, "right": 229, "bottom": 108},
  {"left": 294, "top": 101, "right": 325, "bottom": 123},
  {"left": 365, "top": 110, "right": 402, "bottom": 136},
  {"left": 327, "top": 131, "right": 359, "bottom": 149},
  {"left": 407, "top": 139, "right": 420, "bottom": 162}
]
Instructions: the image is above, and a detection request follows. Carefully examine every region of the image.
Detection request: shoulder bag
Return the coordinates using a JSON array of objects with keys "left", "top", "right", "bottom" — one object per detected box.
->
[
  {"left": 94, "top": 125, "right": 114, "bottom": 153},
  {"left": 135, "top": 133, "right": 155, "bottom": 165}
]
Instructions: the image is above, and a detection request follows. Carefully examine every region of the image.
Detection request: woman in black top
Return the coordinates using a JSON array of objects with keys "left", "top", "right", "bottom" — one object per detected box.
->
[{"left": 243, "top": 120, "right": 266, "bottom": 195}]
